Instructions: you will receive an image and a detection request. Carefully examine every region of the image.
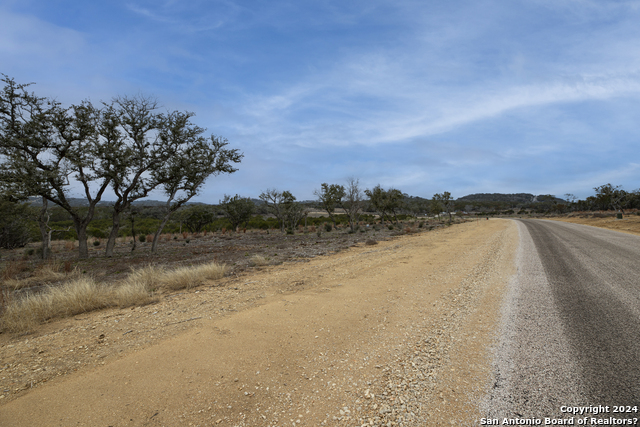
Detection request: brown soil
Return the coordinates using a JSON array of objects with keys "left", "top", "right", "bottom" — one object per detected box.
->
[
  {"left": 0, "top": 219, "right": 518, "bottom": 426},
  {"left": 546, "top": 212, "right": 640, "bottom": 237}
]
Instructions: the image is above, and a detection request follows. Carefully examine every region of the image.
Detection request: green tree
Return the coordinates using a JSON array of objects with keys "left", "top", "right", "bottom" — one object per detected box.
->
[
  {"left": 149, "top": 129, "right": 242, "bottom": 252},
  {"left": 433, "top": 192, "right": 454, "bottom": 223},
  {"left": 0, "top": 75, "right": 113, "bottom": 259},
  {"left": 183, "top": 204, "right": 216, "bottom": 233},
  {"left": 594, "top": 184, "right": 627, "bottom": 213},
  {"left": 365, "top": 185, "right": 390, "bottom": 225},
  {"left": 314, "top": 183, "right": 345, "bottom": 226},
  {"left": 259, "top": 189, "right": 293, "bottom": 233},
  {"left": 219, "top": 195, "right": 255, "bottom": 231}
]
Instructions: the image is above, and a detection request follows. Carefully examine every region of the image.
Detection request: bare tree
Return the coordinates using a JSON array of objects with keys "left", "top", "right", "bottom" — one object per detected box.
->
[{"left": 341, "top": 178, "right": 364, "bottom": 232}]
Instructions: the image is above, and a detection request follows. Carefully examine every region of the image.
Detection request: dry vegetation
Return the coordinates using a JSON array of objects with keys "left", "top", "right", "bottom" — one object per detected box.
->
[
  {"left": 0, "top": 261, "right": 227, "bottom": 333},
  {"left": 548, "top": 210, "right": 640, "bottom": 237},
  {"left": 0, "top": 219, "right": 456, "bottom": 335}
]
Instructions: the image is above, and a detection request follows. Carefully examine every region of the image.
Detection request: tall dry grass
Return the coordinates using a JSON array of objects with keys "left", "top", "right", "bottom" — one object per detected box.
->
[
  {"left": 1, "top": 261, "right": 228, "bottom": 333},
  {"left": 1, "top": 278, "right": 111, "bottom": 333}
]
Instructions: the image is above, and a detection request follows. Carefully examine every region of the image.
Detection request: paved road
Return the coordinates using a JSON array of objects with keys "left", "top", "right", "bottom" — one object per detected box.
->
[{"left": 485, "top": 219, "right": 640, "bottom": 420}]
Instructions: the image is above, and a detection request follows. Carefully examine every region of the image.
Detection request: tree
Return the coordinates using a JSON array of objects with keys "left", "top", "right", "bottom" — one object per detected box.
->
[
  {"left": 433, "top": 192, "right": 454, "bottom": 222},
  {"left": 183, "top": 204, "right": 216, "bottom": 233},
  {"left": 259, "top": 189, "right": 293, "bottom": 233},
  {"left": 594, "top": 184, "right": 627, "bottom": 213},
  {"left": 149, "top": 129, "right": 242, "bottom": 253},
  {"left": 314, "top": 183, "right": 345, "bottom": 226},
  {"left": 259, "top": 189, "right": 306, "bottom": 233},
  {"left": 386, "top": 188, "right": 404, "bottom": 223},
  {"left": 341, "top": 178, "right": 364, "bottom": 232},
  {"left": 0, "top": 76, "right": 113, "bottom": 259},
  {"left": 219, "top": 195, "right": 255, "bottom": 231},
  {"left": 365, "top": 185, "right": 390, "bottom": 225}
]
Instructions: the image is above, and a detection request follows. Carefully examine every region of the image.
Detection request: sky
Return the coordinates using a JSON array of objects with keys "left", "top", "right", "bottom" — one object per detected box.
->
[{"left": 2, "top": 0, "right": 640, "bottom": 202}]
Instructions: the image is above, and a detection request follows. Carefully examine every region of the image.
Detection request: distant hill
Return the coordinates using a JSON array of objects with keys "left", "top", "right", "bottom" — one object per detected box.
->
[{"left": 457, "top": 193, "right": 565, "bottom": 203}]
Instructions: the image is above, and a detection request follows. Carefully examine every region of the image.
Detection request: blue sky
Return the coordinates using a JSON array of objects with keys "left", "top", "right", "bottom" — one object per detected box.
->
[{"left": 2, "top": 0, "right": 640, "bottom": 202}]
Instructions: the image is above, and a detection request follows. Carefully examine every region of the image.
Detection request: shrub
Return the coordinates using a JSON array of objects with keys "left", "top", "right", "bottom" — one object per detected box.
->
[
  {"left": 388, "top": 224, "right": 394, "bottom": 230},
  {"left": 365, "top": 239, "right": 378, "bottom": 245},
  {"left": 138, "top": 234, "right": 146, "bottom": 243},
  {"left": 92, "top": 240, "right": 101, "bottom": 246},
  {"left": 324, "top": 223, "right": 332, "bottom": 232}
]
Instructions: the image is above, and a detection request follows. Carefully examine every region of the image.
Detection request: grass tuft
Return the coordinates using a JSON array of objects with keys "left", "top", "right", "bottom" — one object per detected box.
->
[{"left": 249, "top": 254, "right": 270, "bottom": 267}]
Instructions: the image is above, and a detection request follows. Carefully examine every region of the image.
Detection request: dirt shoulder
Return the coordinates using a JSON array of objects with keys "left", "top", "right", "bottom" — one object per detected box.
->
[
  {"left": 546, "top": 213, "right": 640, "bottom": 237},
  {"left": 0, "top": 219, "right": 518, "bottom": 426}
]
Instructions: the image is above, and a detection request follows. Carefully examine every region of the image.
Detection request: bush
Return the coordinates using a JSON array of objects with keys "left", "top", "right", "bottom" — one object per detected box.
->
[
  {"left": 388, "top": 224, "right": 394, "bottom": 230},
  {"left": 0, "top": 201, "right": 32, "bottom": 249},
  {"left": 324, "top": 223, "right": 333, "bottom": 232},
  {"left": 138, "top": 234, "right": 146, "bottom": 243},
  {"left": 92, "top": 240, "right": 100, "bottom": 246}
]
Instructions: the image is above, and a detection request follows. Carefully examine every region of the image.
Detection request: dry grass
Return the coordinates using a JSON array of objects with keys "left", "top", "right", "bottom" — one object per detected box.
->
[
  {"left": 161, "top": 262, "right": 228, "bottom": 291},
  {"left": 1, "top": 259, "right": 29, "bottom": 280},
  {"left": 0, "top": 261, "right": 228, "bottom": 333},
  {"left": 2, "top": 260, "right": 78, "bottom": 291},
  {"left": 1, "top": 278, "right": 112, "bottom": 333},
  {"left": 248, "top": 254, "right": 270, "bottom": 267},
  {"left": 549, "top": 212, "right": 640, "bottom": 237}
]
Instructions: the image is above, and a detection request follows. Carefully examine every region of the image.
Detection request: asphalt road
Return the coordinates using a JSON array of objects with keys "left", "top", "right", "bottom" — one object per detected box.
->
[{"left": 485, "top": 219, "right": 640, "bottom": 420}]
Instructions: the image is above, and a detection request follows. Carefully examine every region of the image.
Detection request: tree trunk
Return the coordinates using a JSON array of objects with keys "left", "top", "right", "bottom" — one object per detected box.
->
[
  {"left": 38, "top": 197, "right": 52, "bottom": 260},
  {"left": 130, "top": 214, "right": 137, "bottom": 252},
  {"left": 151, "top": 215, "right": 171, "bottom": 253},
  {"left": 105, "top": 209, "right": 122, "bottom": 257},
  {"left": 75, "top": 222, "right": 89, "bottom": 259}
]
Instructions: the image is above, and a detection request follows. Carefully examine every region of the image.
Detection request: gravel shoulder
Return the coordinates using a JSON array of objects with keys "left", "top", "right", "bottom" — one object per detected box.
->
[{"left": 0, "top": 219, "right": 518, "bottom": 426}]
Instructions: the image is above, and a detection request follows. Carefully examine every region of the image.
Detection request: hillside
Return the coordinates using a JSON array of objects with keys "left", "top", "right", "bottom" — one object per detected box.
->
[{"left": 457, "top": 193, "right": 565, "bottom": 203}]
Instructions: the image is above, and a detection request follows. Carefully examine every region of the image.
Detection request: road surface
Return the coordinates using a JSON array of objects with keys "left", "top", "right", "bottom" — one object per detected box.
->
[{"left": 485, "top": 219, "right": 640, "bottom": 421}]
